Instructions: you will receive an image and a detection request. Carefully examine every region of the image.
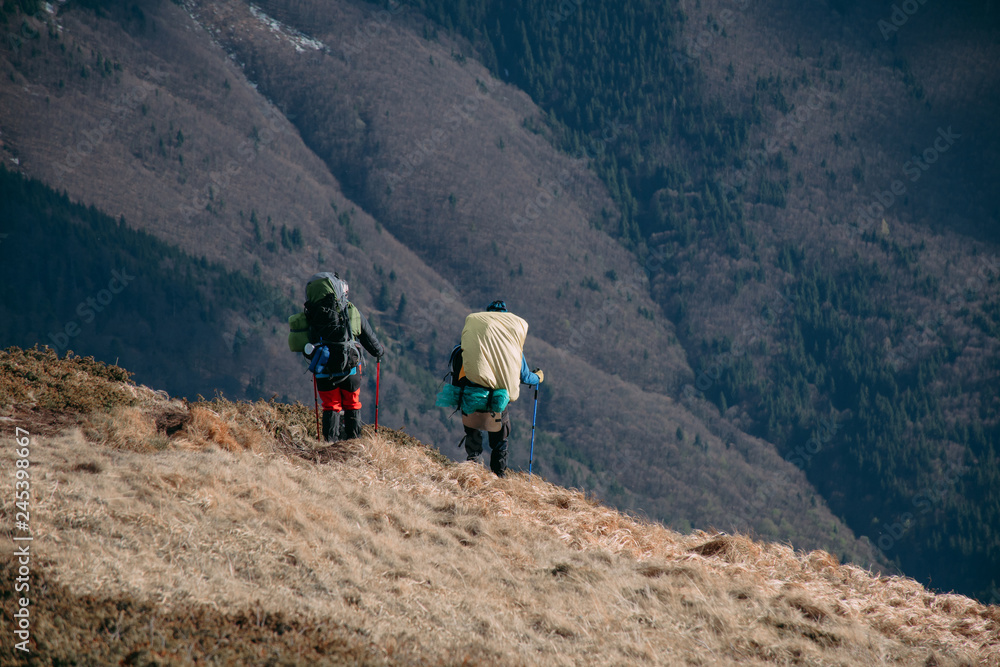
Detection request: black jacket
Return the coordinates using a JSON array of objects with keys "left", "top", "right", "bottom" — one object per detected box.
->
[{"left": 353, "top": 305, "right": 384, "bottom": 359}]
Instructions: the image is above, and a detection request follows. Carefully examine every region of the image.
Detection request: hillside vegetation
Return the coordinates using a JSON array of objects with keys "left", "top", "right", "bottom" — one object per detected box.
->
[
  {"left": 1, "top": 0, "right": 998, "bottom": 604},
  {"left": 179, "top": 0, "right": 1000, "bottom": 600},
  {"left": 372, "top": 0, "right": 1000, "bottom": 603},
  {"left": 1, "top": 347, "right": 998, "bottom": 665},
  {"left": 0, "top": 166, "right": 289, "bottom": 401},
  {"left": 0, "top": 0, "right": 889, "bottom": 574},
  {"left": 324, "top": 0, "right": 1000, "bottom": 600}
]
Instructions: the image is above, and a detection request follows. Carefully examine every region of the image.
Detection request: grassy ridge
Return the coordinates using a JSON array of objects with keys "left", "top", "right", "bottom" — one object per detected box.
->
[{"left": 1, "top": 349, "right": 997, "bottom": 665}]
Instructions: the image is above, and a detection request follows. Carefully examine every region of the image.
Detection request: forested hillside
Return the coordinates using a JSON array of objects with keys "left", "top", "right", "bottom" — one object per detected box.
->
[
  {"left": 0, "top": 0, "right": 895, "bottom": 574},
  {"left": 399, "top": 0, "right": 751, "bottom": 247},
  {"left": 2, "top": 0, "right": 998, "bottom": 604},
  {"left": 0, "top": 167, "right": 288, "bottom": 399},
  {"left": 377, "top": 0, "right": 1000, "bottom": 601}
]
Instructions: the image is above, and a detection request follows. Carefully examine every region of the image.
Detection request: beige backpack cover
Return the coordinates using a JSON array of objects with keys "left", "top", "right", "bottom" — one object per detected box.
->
[{"left": 460, "top": 311, "right": 529, "bottom": 403}]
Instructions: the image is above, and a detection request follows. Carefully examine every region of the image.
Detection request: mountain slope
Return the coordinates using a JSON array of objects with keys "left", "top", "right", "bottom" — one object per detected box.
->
[
  {"left": 0, "top": 0, "right": 887, "bottom": 571},
  {"left": 1, "top": 347, "right": 997, "bottom": 665},
  {"left": 186, "top": 0, "right": 691, "bottom": 393},
  {"left": 659, "top": 0, "right": 1000, "bottom": 602},
  {"left": 341, "top": 0, "right": 1000, "bottom": 601},
  {"left": 0, "top": 167, "right": 288, "bottom": 401}
]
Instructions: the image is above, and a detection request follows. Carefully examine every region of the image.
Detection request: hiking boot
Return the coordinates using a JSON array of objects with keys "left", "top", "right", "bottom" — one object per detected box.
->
[
  {"left": 322, "top": 410, "right": 342, "bottom": 442},
  {"left": 343, "top": 409, "right": 363, "bottom": 439}
]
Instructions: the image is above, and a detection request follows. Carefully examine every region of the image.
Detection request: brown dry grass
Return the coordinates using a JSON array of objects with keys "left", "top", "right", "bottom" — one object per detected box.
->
[{"left": 1, "top": 389, "right": 996, "bottom": 665}]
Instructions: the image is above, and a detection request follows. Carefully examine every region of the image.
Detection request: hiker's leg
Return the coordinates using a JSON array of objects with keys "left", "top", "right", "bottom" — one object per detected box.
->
[
  {"left": 464, "top": 427, "right": 483, "bottom": 461},
  {"left": 322, "top": 410, "right": 342, "bottom": 442},
  {"left": 317, "top": 376, "right": 343, "bottom": 412},
  {"left": 317, "top": 376, "right": 343, "bottom": 442},
  {"left": 488, "top": 410, "right": 511, "bottom": 477},
  {"left": 341, "top": 374, "right": 364, "bottom": 439}
]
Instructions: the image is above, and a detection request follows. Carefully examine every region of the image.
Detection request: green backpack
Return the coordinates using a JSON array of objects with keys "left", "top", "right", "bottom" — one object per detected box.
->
[
  {"left": 291, "top": 273, "right": 364, "bottom": 377},
  {"left": 287, "top": 312, "right": 310, "bottom": 352},
  {"left": 288, "top": 272, "right": 345, "bottom": 352}
]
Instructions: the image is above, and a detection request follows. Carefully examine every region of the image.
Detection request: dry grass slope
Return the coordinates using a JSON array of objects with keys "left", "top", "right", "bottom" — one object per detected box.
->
[{"left": 1, "top": 349, "right": 997, "bottom": 665}]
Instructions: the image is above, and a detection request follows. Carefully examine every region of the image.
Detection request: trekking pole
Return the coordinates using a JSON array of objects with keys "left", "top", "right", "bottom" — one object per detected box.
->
[
  {"left": 375, "top": 359, "right": 381, "bottom": 433},
  {"left": 528, "top": 383, "right": 539, "bottom": 476},
  {"left": 313, "top": 375, "right": 321, "bottom": 443}
]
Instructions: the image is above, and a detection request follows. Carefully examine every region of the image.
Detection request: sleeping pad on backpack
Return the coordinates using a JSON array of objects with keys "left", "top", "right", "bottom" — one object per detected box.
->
[{"left": 434, "top": 385, "right": 510, "bottom": 415}]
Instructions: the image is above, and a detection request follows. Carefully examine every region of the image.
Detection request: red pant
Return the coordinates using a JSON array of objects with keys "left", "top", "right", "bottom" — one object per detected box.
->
[{"left": 319, "top": 387, "right": 361, "bottom": 412}]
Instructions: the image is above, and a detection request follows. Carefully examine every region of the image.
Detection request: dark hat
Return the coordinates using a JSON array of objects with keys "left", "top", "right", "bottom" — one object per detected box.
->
[{"left": 486, "top": 300, "right": 508, "bottom": 313}]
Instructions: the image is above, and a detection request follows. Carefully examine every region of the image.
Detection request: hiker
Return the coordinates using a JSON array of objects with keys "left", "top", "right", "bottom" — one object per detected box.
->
[
  {"left": 296, "top": 272, "right": 384, "bottom": 442},
  {"left": 447, "top": 300, "right": 543, "bottom": 477}
]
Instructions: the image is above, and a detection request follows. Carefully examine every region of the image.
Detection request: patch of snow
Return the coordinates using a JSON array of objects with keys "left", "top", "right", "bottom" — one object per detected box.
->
[
  {"left": 11, "top": 158, "right": 20, "bottom": 165},
  {"left": 248, "top": 4, "right": 325, "bottom": 54}
]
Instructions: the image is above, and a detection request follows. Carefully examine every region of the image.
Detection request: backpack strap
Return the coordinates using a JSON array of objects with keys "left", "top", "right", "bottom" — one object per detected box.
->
[{"left": 340, "top": 306, "right": 354, "bottom": 342}]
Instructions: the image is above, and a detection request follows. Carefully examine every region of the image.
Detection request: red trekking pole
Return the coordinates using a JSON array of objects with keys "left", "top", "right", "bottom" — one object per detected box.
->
[
  {"left": 375, "top": 359, "right": 381, "bottom": 433},
  {"left": 313, "top": 375, "right": 321, "bottom": 443}
]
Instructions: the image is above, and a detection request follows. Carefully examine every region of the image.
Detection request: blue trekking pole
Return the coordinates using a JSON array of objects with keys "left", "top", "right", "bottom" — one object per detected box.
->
[{"left": 528, "top": 383, "right": 539, "bottom": 475}]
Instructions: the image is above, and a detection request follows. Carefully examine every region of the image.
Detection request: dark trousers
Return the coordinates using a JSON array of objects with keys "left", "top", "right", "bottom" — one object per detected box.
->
[{"left": 464, "top": 409, "right": 511, "bottom": 477}]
